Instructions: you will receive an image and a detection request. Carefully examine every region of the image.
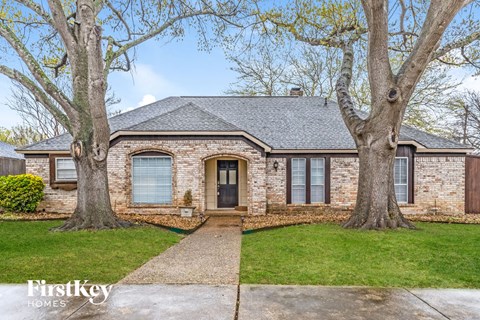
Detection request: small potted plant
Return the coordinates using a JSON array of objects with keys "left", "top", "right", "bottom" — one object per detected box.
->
[{"left": 179, "top": 189, "right": 195, "bottom": 217}]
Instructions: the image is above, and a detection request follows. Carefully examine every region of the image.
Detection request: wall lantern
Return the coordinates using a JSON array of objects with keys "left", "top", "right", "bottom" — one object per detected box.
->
[{"left": 273, "top": 160, "right": 279, "bottom": 171}]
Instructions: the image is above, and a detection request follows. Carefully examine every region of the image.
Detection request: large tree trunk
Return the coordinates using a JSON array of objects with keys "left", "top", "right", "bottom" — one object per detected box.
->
[
  {"left": 55, "top": 150, "right": 130, "bottom": 231},
  {"left": 342, "top": 125, "right": 415, "bottom": 229},
  {"left": 53, "top": 0, "right": 130, "bottom": 231},
  {"left": 336, "top": 36, "right": 416, "bottom": 230}
]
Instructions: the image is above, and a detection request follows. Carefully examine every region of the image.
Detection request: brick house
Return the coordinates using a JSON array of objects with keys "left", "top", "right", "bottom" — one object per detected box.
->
[{"left": 16, "top": 96, "right": 472, "bottom": 215}]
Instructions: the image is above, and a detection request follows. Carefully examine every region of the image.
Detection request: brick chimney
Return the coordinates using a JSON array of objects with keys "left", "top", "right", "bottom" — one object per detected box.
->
[{"left": 289, "top": 87, "right": 304, "bottom": 96}]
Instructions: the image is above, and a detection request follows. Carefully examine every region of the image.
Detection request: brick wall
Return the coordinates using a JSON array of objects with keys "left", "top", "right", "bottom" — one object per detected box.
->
[
  {"left": 413, "top": 156, "right": 465, "bottom": 214},
  {"left": 330, "top": 157, "right": 359, "bottom": 210},
  {"left": 266, "top": 157, "right": 287, "bottom": 213},
  {"left": 108, "top": 138, "right": 267, "bottom": 215},
  {"left": 25, "top": 147, "right": 466, "bottom": 215},
  {"left": 25, "top": 157, "right": 77, "bottom": 213}
]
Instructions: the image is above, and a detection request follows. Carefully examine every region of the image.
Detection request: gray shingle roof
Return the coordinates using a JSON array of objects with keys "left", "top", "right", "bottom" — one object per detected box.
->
[
  {"left": 126, "top": 103, "right": 240, "bottom": 132},
  {"left": 18, "top": 96, "right": 471, "bottom": 152},
  {"left": 0, "top": 141, "right": 24, "bottom": 159}
]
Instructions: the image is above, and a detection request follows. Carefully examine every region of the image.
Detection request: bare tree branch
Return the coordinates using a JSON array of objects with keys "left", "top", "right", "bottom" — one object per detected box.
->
[
  {"left": 336, "top": 42, "right": 364, "bottom": 137},
  {"left": 0, "top": 65, "right": 72, "bottom": 132},
  {"left": 47, "top": 0, "right": 76, "bottom": 54},
  {"left": 13, "top": 0, "right": 54, "bottom": 25},
  {"left": 397, "top": 1, "right": 472, "bottom": 96},
  {"left": 433, "top": 30, "right": 480, "bottom": 60},
  {"left": 0, "top": 22, "right": 74, "bottom": 114}
]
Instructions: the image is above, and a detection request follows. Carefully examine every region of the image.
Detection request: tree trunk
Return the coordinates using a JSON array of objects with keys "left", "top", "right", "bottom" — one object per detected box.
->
[
  {"left": 54, "top": 149, "right": 130, "bottom": 231},
  {"left": 343, "top": 144, "right": 415, "bottom": 229},
  {"left": 52, "top": 0, "right": 131, "bottom": 231},
  {"left": 342, "top": 108, "right": 415, "bottom": 230}
]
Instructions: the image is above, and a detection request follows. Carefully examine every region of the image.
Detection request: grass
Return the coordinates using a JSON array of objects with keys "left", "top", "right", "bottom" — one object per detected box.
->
[
  {"left": 241, "top": 222, "right": 480, "bottom": 288},
  {"left": 0, "top": 221, "right": 181, "bottom": 284}
]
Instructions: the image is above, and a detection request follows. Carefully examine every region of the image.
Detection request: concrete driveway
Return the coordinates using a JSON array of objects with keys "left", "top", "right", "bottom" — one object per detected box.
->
[{"left": 1, "top": 284, "right": 480, "bottom": 320}]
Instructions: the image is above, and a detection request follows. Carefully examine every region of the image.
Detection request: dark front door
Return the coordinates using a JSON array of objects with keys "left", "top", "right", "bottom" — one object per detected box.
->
[{"left": 217, "top": 160, "right": 238, "bottom": 208}]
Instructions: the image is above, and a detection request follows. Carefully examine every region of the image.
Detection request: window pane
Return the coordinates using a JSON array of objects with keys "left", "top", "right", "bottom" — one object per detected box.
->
[
  {"left": 311, "top": 185, "right": 325, "bottom": 203},
  {"left": 132, "top": 157, "right": 172, "bottom": 204},
  {"left": 394, "top": 158, "right": 408, "bottom": 203},
  {"left": 311, "top": 158, "right": 325, "bottom": 203},
  {"left": 291, "top": 158, "right": 306, "bottom": 204},
  {"left": 395, "top": 185, "right": 408, "bottom": 203},
  {"left": 229, "top": 170, "right": 237, "bottom": 185},
  {"left": 219, "top": 170, "right": 227, "bottom": 185},
  {"left": 56, "top": 158, "right": 77, "bottom": 180}
]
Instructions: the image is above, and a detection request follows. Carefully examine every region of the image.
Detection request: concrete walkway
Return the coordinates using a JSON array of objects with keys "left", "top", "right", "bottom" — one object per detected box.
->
[
  {"left": 239, "top": 285, "right": 480, "bottom": 320},
  {"left": 121, "top": 216, "right": 242, "bottom": 285},
  {"left": 2, "top": 284, "right": 480, "bottom": 319}
]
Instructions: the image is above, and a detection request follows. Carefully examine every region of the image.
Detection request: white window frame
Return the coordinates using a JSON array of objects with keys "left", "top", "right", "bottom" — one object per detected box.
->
[
  {"left": 310, "top": 158, "right": 325, "bottom": 203},
  {"left": 131, "top": 155, "right": 172, "bottom": 205},
  {"left": 394, "top": 157, "right": 408, "bottom": 203},
  {"left": 291, "top": 158, "right": 306, "bottom": 204},
  {"left": 55, "top": 157, "right": 77, "bottom": 181}
]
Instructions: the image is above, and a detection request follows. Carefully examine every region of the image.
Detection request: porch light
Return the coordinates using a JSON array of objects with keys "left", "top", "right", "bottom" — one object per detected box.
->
[{"left": 273, "top": 160, "right": 279, "bottom": 171}]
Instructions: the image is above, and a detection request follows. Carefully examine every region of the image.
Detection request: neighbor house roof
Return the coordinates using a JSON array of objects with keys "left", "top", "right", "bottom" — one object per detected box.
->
[
  {"left": 17, "top": 96, "right": 472, "bottom": 153},
  {"left": 0, "top": 141, "right": 24, "bottom": 159}
]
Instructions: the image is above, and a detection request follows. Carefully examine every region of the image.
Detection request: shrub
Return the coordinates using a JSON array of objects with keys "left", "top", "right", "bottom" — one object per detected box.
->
[
  {"left": 0, "top": 174, "right": 45, "bottom": 213},
  {"left": 183, "top": 189, "right": 193, "bottom": 207}
]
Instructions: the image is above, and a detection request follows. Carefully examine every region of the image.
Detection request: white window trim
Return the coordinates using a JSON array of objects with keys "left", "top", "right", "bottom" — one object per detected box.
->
[
  {"left": 311, "top": 158, "right": 325, "bottom": 203},
  {"left": 291, "top": 158, "right": 306, "bottom": 204},
  {"left": 394, "top": 157, "right": 408, "bottom": 203},
  {"left": 131, "top": 155, "right": 173, "bottom": 205},
  {"left": 55, "top": 157, "right": 77, "bottom": 181}
]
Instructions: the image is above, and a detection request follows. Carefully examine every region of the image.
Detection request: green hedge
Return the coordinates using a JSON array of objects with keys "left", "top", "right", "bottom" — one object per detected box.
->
[{"left": 0, "top": 174, "right": 45, "bottom": 213}]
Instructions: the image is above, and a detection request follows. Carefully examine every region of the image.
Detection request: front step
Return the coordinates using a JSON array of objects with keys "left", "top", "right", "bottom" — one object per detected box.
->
[{"left": 204, "top": 210, "right": 244, "bottom": 217}]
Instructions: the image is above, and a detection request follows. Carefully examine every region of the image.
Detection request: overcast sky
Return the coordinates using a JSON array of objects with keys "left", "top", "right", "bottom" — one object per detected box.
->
[{"left": 0, "top": 31, "right": 479, "bottom": 129}]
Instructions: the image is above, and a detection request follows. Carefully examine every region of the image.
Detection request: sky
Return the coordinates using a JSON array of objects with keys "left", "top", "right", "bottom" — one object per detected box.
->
[
  {"left": 0, "top": 15, "right": 479, "bottom": 129},
  {"left": 0, "top": 33, "right": 239, "bottom": 128}
]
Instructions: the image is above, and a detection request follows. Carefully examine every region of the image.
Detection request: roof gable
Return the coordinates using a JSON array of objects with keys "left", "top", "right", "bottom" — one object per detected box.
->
[{"left": 125, "top": 102, "right": 240, "bottom": 132}]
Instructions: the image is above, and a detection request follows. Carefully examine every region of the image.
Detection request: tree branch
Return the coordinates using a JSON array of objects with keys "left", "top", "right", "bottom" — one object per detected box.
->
[
  {"left": 433, "top": 30, "right": 480, "bottom": 59},
  {"left": 13, "top": 0, "right": 54, "bottom": 25},
  {"left": 0, "top": 65, "right": 72, "bottom": 132},
  {"left": 0, "top": 22, "right": 74, "bottom": 113},
  {"left": 397, "top": 1, "right": 472, "bottom": 96},
  {"left": 104, "top": 10, "right": 236, "bottom": 75},
  {"left": 361, "top": 0, "right": 393, "bottom": 103},
  {"left": 47, "top": 0, "right": 76, "bottom": 54},
  {"left": 45, "top": 53, "right": 68, "bottom": 77},
  {"left": 336, "top": 42, "right": 364, "bottom": 138},
  {"left": 104, "top": 0, "right": 132, "bottom": 41}
]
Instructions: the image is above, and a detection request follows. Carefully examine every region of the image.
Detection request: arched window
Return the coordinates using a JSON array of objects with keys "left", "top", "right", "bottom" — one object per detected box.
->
[{"left": 131, "top": 152, "right": 172, "bottom": 204}]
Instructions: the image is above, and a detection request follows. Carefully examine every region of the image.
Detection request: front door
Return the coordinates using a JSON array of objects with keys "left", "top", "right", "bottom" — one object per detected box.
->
[{"left": 217, "top": 160, "right": 238, "bottom": 208}]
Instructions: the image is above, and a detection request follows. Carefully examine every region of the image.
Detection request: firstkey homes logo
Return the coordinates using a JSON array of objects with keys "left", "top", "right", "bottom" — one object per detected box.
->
[{"left": 27, "top": 280, "right": 113, "bottom": 307}]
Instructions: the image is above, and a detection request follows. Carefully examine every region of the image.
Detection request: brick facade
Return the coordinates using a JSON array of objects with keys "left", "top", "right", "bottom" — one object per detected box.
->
[
  {"left": 25, "top": 157, "right": 77, "bottom": 213},
  {"left": 412, "top": 156, "right": 465, "bottom": 214},
  {"left": 265, "top": 157, "right": 287, "bottom": 213},
  {"left": 330, "top": 157, "right": 359, "bottom": 210},
  {"left": 26, "top": 141, "right": 466, "bottom": 215}
]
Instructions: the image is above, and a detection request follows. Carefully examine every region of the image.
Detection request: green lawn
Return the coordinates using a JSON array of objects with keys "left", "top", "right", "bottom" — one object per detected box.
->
[
  {"left": 241, "top": 222, "right": 480, "bottom": 288},
  {"left": 0, "top": 221, "right": 181, "bottom": 283}
]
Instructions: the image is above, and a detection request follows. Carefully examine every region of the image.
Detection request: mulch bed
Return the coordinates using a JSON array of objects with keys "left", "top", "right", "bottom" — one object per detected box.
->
[
  {"left": 2, "top": 211, "right": 480, "bottom": 232},
  {"left": 0, "top": 212, "right": 71, "bottom": 221},
  {"left": 406, "top": 213, "right": 480, "bottom": 224},
  {"left": 117, "top": 214, "right": 207, "bottom": 233},
  {"left": 0, "top": 212, "right": 206, "bottom": 233},
  {"left": 242, "top": 212, "right": 480, "bottom": 231}
]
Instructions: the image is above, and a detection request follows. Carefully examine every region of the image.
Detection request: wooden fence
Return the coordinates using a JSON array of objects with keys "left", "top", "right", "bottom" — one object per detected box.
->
[
  {"left": 466, "top": 155, "right": 480, "bottom": 214},
  {"left": 0, "top": 157, "right": 26, "bottom": 176}
]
